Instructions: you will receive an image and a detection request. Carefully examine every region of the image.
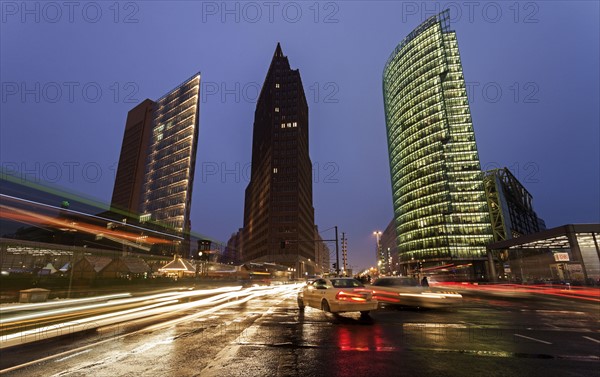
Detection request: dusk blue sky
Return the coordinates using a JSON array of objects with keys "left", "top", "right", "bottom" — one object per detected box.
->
[{"left": 1, "top": 1, "right": 599, "bottom": 270}]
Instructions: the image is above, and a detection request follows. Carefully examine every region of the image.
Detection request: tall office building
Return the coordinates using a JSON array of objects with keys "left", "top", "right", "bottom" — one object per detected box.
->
[
  {"left": 111, "top": 73, "right": 201, "bottom": 240},
  {"left": 140, "top": 73, "right": 201, "bottom": 235},
  {"left": 383, "top": 10, "right": 493, "bottom": 279},
  {"left": 111, "top": 99, "right": 155, "bottom": 215},
  {"left": 242, "top": 44, "right": 316, "bottom": 275}
]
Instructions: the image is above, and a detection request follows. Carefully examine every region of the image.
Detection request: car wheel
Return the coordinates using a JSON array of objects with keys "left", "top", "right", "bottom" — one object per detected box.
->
[
  {"left": 360, "top": 310, "right": 370, "bottom": 317},
  {"left": 321, "top": 300, "right": 331, "bottom": 313},
  {"left": 297, "top": 297, "right": 305, "bottom": 309}
]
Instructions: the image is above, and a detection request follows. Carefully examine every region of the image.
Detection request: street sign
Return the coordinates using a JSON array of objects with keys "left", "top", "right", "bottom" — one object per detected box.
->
[{"left": 553, "top": 252, "right": 570, "bottom": 262}]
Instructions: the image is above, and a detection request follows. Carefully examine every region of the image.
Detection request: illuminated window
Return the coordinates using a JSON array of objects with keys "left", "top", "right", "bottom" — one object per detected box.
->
[
  {"left": 293, "top": 122, "right": 297, "bottom": 127},
  {"left": 273, "top": 168, "right": 278, "bottom": 173},
  {"left": 275, "top": 107, "right": 279, "bottom": 112},
  {"left": 276, "top": 83, "right": 280, "bottom": 88}
]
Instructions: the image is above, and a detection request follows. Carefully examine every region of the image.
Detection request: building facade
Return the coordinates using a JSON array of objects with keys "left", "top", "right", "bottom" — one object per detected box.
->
[
  {"left": 380, "top": 219, "right": 399, "bottom": 275},
  {"left": 483, "top": 167, "right": 546, "bottom": 242},
  {"left": 314, "top": 226, "right": 330, "bottom": 275},
  {"left": 111, "top": 99, "right": 155, "bottom": 216},
  {"left": 488, "top": 224, "right": 600, "bottom": 285},
  {"left": 139, "top": 73, "right": 201, "bottom": 237},
  {"left": 241, "top": 44, "right": 316, "bottom": 276},
  {"left": 109, "top": 73, "right": 201, "bottom": 257},
  {"left": 383, "top": 10, "right": 493, "bottom": 279},
  {"left": 223, "top": 229, "right": 243, "bottom": 265}
]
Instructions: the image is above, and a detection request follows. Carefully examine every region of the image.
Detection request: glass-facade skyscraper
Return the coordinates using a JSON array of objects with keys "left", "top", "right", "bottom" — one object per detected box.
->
[
  {"left": 139, "top": 73, "right": 201, "bottom": 235},
  {"left": 383, "top": 10, "right": 492, "bottom": 278}
]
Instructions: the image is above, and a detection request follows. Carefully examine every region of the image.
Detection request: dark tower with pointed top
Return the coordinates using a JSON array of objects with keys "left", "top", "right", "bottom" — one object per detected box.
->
[{"left": 241, "top": 44, "right": 316, "bottom": 276}]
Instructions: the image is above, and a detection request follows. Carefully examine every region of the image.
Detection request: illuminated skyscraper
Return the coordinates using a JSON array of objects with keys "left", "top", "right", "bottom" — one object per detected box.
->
[
  {"left": 241, "top": 44, "right": 316, "bottom": 276},
  {"left": 112, "top": 73, "right": 201, "bottom": 241},
  {"left": 383, "top": 10, "right": 492, "bottom": 279},
  {"left": 140, "top": 73, "right": 201, "bottom": 235}
]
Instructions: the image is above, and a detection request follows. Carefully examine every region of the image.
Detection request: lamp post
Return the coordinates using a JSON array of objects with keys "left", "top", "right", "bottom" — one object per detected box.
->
[
  {"left": 373, "top": 231, "right": 382, "bottom": 275},
  {"left": 67, "top": 250, "right": 75, "bottom": 299}
]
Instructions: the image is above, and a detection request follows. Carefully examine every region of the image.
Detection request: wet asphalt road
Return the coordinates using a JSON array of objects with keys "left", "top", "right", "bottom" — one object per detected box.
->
[{"left": 1, "top": 286, "right": 599, "bottom": 377}]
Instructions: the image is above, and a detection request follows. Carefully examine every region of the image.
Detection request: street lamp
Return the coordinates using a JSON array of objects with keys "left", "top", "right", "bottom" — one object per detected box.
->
[{"left": 373, "top": 231, "right": 382, "bottom": 275}]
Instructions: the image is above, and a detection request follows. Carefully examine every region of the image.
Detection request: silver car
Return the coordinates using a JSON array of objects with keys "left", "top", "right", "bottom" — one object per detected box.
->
[
  {"left": 370, "top": 277, "right": 462, "bottom": 309},
  {"left": 297, "top": 278, "right": 378, "bottom": 315}
]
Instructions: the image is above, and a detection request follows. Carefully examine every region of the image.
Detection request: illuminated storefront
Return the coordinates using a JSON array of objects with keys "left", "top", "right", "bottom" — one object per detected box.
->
[{"left": 487, "top": 224, "right": 600, "bottom": 285}]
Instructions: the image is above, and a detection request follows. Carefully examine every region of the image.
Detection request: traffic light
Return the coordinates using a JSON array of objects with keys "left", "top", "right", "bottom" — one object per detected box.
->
[{"left": 332, "top": 263, "right": 337, "bottom": 270}]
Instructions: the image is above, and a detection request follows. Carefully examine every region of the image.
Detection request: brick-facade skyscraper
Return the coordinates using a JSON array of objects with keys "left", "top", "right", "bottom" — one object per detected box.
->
[{"left": 242, "top": 44, "right": 317, "bottom": 276}]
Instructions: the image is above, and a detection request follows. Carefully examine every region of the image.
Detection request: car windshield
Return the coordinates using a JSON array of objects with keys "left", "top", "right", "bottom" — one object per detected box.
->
[
  {"left": 331, "top": 279, "right": 364, "bottom": 288},
  {"left": 373, "top": 278, "right": 420, "bottom": 287}
]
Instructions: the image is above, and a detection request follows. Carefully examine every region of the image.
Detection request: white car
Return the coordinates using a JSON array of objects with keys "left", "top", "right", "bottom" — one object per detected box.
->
[{"left": 297, "top": 277, "right": 378, "bottom": 315}]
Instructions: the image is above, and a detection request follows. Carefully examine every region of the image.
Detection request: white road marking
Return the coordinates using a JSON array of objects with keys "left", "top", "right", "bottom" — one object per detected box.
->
[
  {"left": 513, "top": 334, "right": 552, "bottom": 344},
  {"left": 582, "top": 336, "right": 600, "bottom": 344},
  {"left": 54, "top": 349, "right": 91, "bottom": 362},
  {"left": 403, "top": 323, "right": 467, "bottom": 328},
  {"left": 535, "top": 310, "right": 585, "bottom": 315}
]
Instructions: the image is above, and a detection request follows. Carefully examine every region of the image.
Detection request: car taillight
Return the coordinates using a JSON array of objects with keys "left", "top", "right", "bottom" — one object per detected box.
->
[{"left": 336, "top": 290, "right": 367, "bottom": 302}]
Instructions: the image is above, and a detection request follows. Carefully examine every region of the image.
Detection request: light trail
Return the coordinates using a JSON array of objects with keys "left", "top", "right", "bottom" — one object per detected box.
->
[
  {"left": 0, "top": 284, "right": 300, "bottom": 375},
  {"left": 0, "top": 203, "right": 174, "bottom": 247},
  {"left": 0, "top": 300, "right": 180, "bottom": 349},
  {"left": 433, "top": 282, "right": 600, "bottom": 302},
  {"left": 0, "top": 294, "right": 132, "bottom": 314},
  {"left": 0, "top": 284, "right": 300, "bottom": 350},
  {"left": 1, "top": 286, "right": 242, "bottom": 324},
  {"left": 142, "top": 283, "right": 298, "bottom": 332}
]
